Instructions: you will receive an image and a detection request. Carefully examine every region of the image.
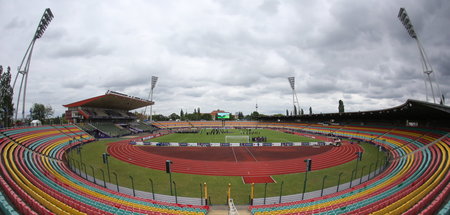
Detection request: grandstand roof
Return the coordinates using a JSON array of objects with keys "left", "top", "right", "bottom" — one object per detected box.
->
[
  {"left": 262, "top": 99, "right": 450, "bottom": 121},
  {"left": 63, "top": 91, "right": 154, "bottom": 111}
]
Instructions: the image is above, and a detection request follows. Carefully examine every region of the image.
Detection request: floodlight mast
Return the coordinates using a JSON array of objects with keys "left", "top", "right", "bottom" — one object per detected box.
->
[
  {"left": 398, "top": 8, "right": 444, "bottom": 105},
  {"left": 288, "top": 77, "right": 301, "bottom": 115},
  {"left": 144, "top": 76, "right": 158, "bottom": 121},
  {"left": 13, "top": 8, "right": 54, "bottom": 121}
]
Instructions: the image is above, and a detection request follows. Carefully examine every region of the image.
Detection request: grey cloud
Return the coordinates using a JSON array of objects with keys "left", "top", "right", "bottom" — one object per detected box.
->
[
  {"left": 4, "top": 18, "right": 27, "bottom": 29},
  {"left": 64, "top": 80, "right": 87, "bottom": 89},
  {"left": 258, "top": 0, "right": 280, "bottom": 15},
  {"left": 2, "top": 0, "right": 449, "bottom": 117},
  {"left": 43, "top": 27, "right": 67, "bottom": 41},
  {"left": 50, "top": 37, "right": 113, "bottom": 58},
  {"left": 100, "top": 75, "right": 148, "bottom": 91},
  {"left": 432, "top": 53, "right": 450, "bottom": 78},
  {"left": 303, "top": 80, "right": 338, "bottom": 94}
]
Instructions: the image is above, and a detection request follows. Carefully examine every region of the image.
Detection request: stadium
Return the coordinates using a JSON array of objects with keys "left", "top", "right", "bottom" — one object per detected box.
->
[
  {"left": 1, "top": 94, "right": 450, "bottom": 214},
  {"left": 1, "top": 2, "right": 450, "bottom": 215}
]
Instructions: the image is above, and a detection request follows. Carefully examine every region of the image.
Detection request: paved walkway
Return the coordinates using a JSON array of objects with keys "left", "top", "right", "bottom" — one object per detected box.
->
[
  {"left": 71, "top": 166, "right": 385, "bottom": 207},
  {"left": 208, "top": 205, "right": 251, "bottom": 215},
  {"left": 253, "top": 167, "right": 384, "bottom": 205},
  {"left": 72, "top": 167, "right": 202, "bottom": 205}
]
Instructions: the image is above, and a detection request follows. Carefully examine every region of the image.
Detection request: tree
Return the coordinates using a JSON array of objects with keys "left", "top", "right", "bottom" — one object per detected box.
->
[
  {"left": 309, "top": 107, "right": 312, "bottom": 115},
  {"left": 201, "top": 113, "right": 212, "bottom": 121},
  {"left": 237, "top": 112, "right": 244, "bottom": 120},
  {"left": 293, "top": 105, "right": 298, "bottom": 116},
  {"left": 152, "top": 114, "right": 168, "bottom": 121},
  {"left": 250, "top": 111, "right": 260, "bottom": 120},
  {"left": 31, "top": 103, "right": 45, "bottom": 122},
  {"left": 169, "top": 113, "right": 180, "bottom": 121},
  {"left": 286, "top": 109, "right": 289, "bottom": 116},
  {"left": 300, "top": 108, "right": 304, "bottom": 115},
  {"left": 338, "top": 100, "right": 345, "bottom": 113},
  {"left": 185, "top": 113, "right": 198, "bottom": 121},
  {"left": 192, "top": 108, "right": 202, "bottom": 120},
  {"left": 45, "top": 105, "right": 54, "bottom": 120},
  {"left": 0, "top": 66, "right": 14, "bottom": 127},
  {"left": 180, "top": 109, "right": 184, "bottom": 120},
  {"left": 31, "top": 103, "right": 53, "bottom": 123}
]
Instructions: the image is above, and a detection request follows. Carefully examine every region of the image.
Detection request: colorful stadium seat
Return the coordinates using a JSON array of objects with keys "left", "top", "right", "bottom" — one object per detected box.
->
[
  {"left": 154, "top": 121, "right": 450, "bottom": 214},
  {"left": 0, "top": 125, "right": 209, "bottom": 215},
  {"left": 1, "top": 123, "right": 448, "bottom": 214}
]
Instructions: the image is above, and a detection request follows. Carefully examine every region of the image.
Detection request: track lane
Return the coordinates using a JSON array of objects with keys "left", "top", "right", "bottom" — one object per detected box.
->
[{"left": 108, "top": 140, "right": 362, "bottom": 176}]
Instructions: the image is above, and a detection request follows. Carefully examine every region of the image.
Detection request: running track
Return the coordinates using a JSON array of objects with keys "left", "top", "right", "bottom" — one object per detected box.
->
[{"left": 108, "top": 141, "right": 362, "bottom": 176}]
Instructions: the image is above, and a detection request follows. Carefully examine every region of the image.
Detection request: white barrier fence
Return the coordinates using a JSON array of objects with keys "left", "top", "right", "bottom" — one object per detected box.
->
[{"left": 132, "top": 141, "right": 332, "bottom": 147}]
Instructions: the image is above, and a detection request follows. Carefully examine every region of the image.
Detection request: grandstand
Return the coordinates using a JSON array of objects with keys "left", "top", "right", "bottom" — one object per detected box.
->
[
  {"left": 260, "top": 99, "right": 450, "bottom": 126},
  {"left": 63, "top": 91, "right": 157, "bottom": 137}
]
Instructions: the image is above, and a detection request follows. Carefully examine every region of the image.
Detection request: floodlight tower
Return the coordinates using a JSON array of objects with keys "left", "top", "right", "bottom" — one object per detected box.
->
[
  {"left": 398, "top": 8, "right": 444, "bottom": 105},
  {"left": 288, "top": 77, "right": 301, "bottom": 115},
  {"left": 13, "top": 8, "right": 54, "bottom": 121},
  {"left": 144, "top": 76, "right": 158, "bottom": 121}
]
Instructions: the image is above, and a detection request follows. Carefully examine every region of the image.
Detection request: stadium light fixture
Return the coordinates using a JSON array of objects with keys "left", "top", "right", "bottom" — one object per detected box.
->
[
  {"left": 34, "top": 8, "right": 54, "bottom": 39},
  {"left": 288, "top": 77, "right": 295, "bottom": 90},
  {"left": 397, "top": 8, "right": 444, "bottom": 104},
  {"left": 144, "top": 76, "right": 158, "bottom": 121},
  {"left": 151, "top": 76, "right": 159, "bottom": 90},
  {"left": 288, "top": 77, "right": 301, "bottom": 115},
  {"left": 13, "top": 8, "right": 54, "bottom": 121}
]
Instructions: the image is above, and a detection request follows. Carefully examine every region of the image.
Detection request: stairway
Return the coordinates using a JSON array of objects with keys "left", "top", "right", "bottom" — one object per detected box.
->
[{"left": 207, "top": 205, "right": 251, "bottom": 215}]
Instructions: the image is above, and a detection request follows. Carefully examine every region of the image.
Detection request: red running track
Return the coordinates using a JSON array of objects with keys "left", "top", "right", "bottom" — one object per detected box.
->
[
  {"left": 242, "top": 176, "right": 275, "bottom": 184},
  {"left": 108, "top": 141, "right": 362, "bottom": 176}
]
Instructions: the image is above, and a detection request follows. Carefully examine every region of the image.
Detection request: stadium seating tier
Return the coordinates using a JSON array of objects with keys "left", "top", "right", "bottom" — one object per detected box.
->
[
  {"left": 0, "top": 125, "right": 208, "bottom": 215},
  {"left": 0, "top": 122, "right": 449, "bottom": 214}
]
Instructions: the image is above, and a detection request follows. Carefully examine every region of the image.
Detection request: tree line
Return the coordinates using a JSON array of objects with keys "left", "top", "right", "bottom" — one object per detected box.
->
[
  {"left": 285, "top": 100, "right": 345, "bottom": 116},
  {"left": 137, "top": 108, "right": 263, "bottom": 121},
  {"left": 141, "top": 99, "right": 346, "bottom": 122}
]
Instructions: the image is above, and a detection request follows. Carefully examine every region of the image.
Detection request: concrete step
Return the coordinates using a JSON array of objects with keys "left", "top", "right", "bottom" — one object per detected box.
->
[{"left": 208, "top": 205, "right": 251, "bottom": 215}]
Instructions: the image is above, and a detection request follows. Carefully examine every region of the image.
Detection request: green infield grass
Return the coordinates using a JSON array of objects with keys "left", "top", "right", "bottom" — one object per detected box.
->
[{"left": 148, "top": 128, "right": 318, "bottom": 143}]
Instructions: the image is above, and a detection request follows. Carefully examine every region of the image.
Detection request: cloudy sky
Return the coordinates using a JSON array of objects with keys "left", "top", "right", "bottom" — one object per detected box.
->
[{"left": 1, "top": 0, "right": 449, "bottom": 117}]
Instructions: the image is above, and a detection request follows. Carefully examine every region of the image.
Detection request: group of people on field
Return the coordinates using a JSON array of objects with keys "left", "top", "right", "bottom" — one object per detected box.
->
[{"left": 241, "top": 129, "right": 260, "bottom": 135}]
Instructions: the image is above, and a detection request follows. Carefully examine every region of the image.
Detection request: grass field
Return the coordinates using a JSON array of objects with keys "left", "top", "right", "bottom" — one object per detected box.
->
[
  {"left": 69, "top": 130, "right": 387, "bottom": 205},
  {"left": 148, "top": 128, "right": 318, "bottom": 143}
]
